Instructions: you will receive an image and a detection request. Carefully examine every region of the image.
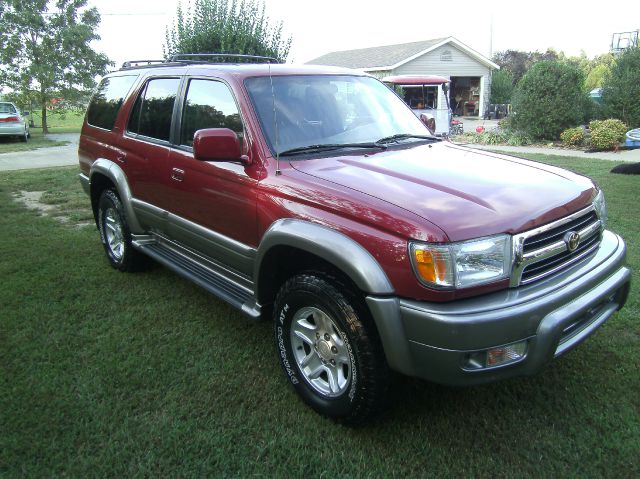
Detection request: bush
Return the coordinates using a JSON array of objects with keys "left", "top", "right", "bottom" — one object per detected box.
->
[
  {"left": 589, "top": 119, "right": 627, "bottom": 150},
  {"left": 511, "top": 61, "right": 588, "bottom": 140},
  {"left": 560, "top": 127, "right": 585, "bottom": 146},
  {"left": 490, "top": 70, "right": 514, "bottom": 104},
  {"left": 602, "top": 48, "right": 640, "bottom": 128}
]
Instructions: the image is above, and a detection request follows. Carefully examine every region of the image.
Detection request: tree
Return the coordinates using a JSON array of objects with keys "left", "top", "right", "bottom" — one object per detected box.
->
[
  {"left": 490, "top": 69, "right": 514, "bottom": 104},
  {"left": 0, "top": 0, "right": 111, "bottom": 133},
  {"left": 511, "top": 61, "right": 587, "bottom": 140},
  {"left": 492, "top": 49, "right": 560, "bottom": 85},
  {"left": 602, "top": 47, "right": 640, "bottom": 128},
  {"left": 164, "top": 0, "right": 292, "bottom": 63}
]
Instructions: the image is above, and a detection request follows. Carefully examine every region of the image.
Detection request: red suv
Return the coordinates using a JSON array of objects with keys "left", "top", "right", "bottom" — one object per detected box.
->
[{"left": 78, "top": 55, "right": 631, "bottom": 424}]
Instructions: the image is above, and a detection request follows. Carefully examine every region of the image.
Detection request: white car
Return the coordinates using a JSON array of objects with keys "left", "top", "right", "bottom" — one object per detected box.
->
[{"left": 0, "top": 102, "right": 30, "bottom": 142}]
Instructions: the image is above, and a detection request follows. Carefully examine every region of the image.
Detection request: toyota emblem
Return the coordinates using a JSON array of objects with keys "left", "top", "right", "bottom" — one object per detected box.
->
[{"left": 564, "top": 231, "right": 580, "bottom": 252}]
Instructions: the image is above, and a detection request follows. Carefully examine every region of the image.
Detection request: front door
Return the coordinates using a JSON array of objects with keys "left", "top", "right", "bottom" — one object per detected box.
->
[{"left": 165, "top": 78, "right": 260, "bottom": 276}]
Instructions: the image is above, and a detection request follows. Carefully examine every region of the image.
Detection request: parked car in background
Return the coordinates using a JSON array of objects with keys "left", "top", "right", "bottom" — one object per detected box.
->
[
  {"left": 0, "top": 102, "right": 30, "bottom": 142},
  {"left": 383, "top": 75, "right": 462, "bottom": 136}
]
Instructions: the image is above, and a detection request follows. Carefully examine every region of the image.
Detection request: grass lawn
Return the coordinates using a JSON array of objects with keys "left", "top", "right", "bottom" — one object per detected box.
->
[
  {"left": 0, "top": 155, "right": 638, "bottom": 477},
  {"left": 29, "top": 109, "right": 85, "bottom": 133}
]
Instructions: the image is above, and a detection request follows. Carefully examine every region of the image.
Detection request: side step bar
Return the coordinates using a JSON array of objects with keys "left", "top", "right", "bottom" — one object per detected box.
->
[{"left": 134, "top": 239, "right": 261, "bottom": 319}]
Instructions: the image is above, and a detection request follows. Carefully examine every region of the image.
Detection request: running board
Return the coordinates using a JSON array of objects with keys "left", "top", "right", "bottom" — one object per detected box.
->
[{"left": 133, "top": 240, "right": 261, "bottom": 319}]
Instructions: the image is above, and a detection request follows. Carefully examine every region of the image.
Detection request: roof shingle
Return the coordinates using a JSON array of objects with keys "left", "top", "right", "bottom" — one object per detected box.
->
[{"left": 306, "top": 38, "right": 448, "bottom": 69}]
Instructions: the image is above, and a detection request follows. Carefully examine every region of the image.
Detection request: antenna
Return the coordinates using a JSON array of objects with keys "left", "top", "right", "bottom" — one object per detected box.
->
[{"left": 268, "top": 62, "right": 282, "bottom": 176}]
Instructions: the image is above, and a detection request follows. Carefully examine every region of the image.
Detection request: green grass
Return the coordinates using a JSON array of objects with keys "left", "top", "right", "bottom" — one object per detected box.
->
[
  {"left": 1, "top": 156, "right": 638, "bottom": 477},
  {"left": 0, "top": 130, "right": 69, "bottom": 153},
  {"left": 29, "top": 108, "right": 84, "bottom": 133}
]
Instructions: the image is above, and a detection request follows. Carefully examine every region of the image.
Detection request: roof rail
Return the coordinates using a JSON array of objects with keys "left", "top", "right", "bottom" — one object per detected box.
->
[
  {"left": 121, "top": 59, "right": 165, "bottom": 69},
  {"left": 168, "top": 53, "right": 280, "bottom": 64}
]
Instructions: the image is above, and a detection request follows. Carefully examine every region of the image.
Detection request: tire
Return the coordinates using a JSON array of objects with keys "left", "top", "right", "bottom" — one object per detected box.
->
[
  {"left": 97, "top": 189, "right": 140, "bottom": 272},
  {"left": 20, "top": 128, "right": 28, "bottom": 142},
  {"left": 273, "top": 272, "right": 390, "bottom": 425}
]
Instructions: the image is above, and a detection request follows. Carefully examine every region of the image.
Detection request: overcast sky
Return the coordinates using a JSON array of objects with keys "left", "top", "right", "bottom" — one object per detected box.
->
[{"left": 89, "top": 0, "right": 640, "bottom": 70}]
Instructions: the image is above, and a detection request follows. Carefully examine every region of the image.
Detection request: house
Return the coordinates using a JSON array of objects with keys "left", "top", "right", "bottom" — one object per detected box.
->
[{"left": 307, "top": 37, "right": 500, "bottom": 118}]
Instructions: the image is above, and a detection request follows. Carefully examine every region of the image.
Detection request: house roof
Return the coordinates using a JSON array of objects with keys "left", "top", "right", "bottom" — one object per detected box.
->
[{"left": 306, "top": 37, "right": 500, "bottom": 71}]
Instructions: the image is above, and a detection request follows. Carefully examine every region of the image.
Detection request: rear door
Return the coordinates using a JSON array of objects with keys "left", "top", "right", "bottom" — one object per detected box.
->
[{"left": 120, "top": 76, "right": 182, "bottom": 231}]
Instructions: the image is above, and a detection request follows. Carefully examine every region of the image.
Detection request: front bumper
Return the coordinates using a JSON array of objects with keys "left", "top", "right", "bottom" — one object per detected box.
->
[{"left": 367, "top": 230, "right": 630, "bottom": 385}]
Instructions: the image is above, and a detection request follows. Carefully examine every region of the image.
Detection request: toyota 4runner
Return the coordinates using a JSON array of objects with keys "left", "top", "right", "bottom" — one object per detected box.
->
[{"left": 78, "top": 55, "right": 631, "bottom": 424}]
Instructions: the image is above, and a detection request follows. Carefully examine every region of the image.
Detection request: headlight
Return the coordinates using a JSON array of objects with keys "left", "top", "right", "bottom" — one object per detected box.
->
[
  {"left": 410, "top": 235, "right": 512, "bottom": 289},
  {"left": 593, "top": 189, "right": 607, "bottom": 227}
]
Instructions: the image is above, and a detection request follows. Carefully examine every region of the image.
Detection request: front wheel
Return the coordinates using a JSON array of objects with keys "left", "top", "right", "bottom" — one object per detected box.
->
[{"left": 273, "top": 272, "right": 389, "bottom": 425}]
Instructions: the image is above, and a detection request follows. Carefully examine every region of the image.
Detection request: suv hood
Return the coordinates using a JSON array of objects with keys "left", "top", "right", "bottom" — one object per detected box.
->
[{"left": 290, "top": 142, "right": 595, "bottom": 241}]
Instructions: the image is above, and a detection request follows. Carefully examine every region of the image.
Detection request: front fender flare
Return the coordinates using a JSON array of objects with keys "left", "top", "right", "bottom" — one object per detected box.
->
[{"left": 255, "top": 219, "right": 394, "bottom": 296}]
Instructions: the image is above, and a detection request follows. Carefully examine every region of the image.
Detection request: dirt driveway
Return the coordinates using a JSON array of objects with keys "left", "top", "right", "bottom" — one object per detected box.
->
[{"left": 0, "top": 133, "right": 80, "bottom": 171}]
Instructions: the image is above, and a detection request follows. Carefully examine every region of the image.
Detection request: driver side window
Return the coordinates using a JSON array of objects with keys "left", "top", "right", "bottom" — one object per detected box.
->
[{"left": 180, "top": 79, "right": 243, "bottom": 148}]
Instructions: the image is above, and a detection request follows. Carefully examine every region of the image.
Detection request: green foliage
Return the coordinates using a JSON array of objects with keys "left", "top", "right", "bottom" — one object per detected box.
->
[
  {"left": 560, "top": 127, "right": 585, "bottom": 146},
  {"left": 589, "top": 119, "right": 627, "bottom": 150},
  {"left": 455, "top": 129, "right": 532, "bottom": 146},
  {"left": 490, "top": 70, "right": 514, "bottom": 104},
  {"left": 164, "top": 0, "right": 292, "bottom": 62},
  {"left": 584, "top": 64, "right": 610, "bottom": 92},
  {"left": 602, "top": 48, "right": 640, "bottom": 128},
  {"left": 0, "top": 0, "right": 111, "bottom": 133},
  {"left": 492, "top": 49, "right": 560, "bottom": 85},
  {"left": 511, "top": 61, "right": 588, "bottom": 140}
]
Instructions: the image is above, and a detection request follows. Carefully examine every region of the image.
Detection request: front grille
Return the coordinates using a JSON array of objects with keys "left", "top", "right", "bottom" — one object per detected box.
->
[{"left": 513, "top": 207, "right": 602, "bottom": 286}]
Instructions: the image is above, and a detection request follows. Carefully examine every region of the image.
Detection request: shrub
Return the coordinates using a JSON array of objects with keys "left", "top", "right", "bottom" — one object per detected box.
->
[
  {"left": 560, "top": 127, "right": 585, "bottom": 146},
  {"left": 589, "top": 119, "right": 627, "bottom": 150},
  {"left": 511, "top": 61, "right": 588, "bottom": 140},
  {"left": 506, "top": 132, "right": 533, "bottom": 146},
  {"left": 602, "top": 48, "right": 640, "bottom": 128},
  {"left": 490, "top": 70, "right": 514, "bottom": 104}
]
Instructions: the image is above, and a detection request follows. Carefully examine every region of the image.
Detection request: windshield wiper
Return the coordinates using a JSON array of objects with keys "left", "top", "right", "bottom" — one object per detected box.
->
[
  {"left": 279, "top": 142, "right": 387, "bottom": 157},
  {"left": 375, "top": 134, "right": 439, "bottom": 145}
]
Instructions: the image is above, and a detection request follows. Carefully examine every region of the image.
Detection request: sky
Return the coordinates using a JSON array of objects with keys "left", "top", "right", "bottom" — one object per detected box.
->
[{"left": 89, "top": 0, "right": 640, "bottom": 70}]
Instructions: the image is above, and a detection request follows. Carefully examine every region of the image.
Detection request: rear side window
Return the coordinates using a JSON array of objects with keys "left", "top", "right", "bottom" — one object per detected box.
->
[
  {"left": 87, "top": 75, "right": 137, "bottom": 130},
  {"left": 127, "top": 78, "right": 180, "bottom": 142},
  {"left": 180, "top": 79, "right": 243, "bottom": 147}
]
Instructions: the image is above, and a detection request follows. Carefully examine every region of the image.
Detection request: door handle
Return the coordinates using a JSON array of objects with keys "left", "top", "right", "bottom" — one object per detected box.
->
[{"left": 171, "top": 168, "right": 185, "bottom": 182}]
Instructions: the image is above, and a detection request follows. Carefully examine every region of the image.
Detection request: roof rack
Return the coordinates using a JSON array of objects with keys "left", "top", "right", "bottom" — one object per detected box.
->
[
  {"left": 168, "top": 53, "right": 280, "bottom": 64},
  {"left": 121, "top": 59, "right": 165, "bottom": 69}
]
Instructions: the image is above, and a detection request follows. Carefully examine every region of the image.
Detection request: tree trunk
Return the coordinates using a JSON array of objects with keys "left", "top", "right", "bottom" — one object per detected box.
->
[{"left": 41, "top": 100, "right": 48, "bottom": 135}]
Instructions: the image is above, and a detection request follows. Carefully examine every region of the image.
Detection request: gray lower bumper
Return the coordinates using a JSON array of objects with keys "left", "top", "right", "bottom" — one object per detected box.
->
[{"left": 367, "top": 230, "right": 630, "bottom": 386}]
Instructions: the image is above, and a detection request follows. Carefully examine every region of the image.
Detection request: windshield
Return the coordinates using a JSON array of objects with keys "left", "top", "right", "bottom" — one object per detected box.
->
[{"left": 245, "top": 75, "right": 431, "bottom": 156}]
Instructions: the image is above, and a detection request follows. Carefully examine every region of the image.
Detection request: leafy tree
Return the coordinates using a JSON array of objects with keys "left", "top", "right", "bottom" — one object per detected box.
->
[
  {"left": 602, "top": 47, "right": 640, "bottom": 128},
  {"left": 0, "top": 0, "right": 111, "bottom": 133},
  {"left": 492, "top": 49, "right": 560, "bottom": 85},
  {"left": 490, "top": 69, "right": 514, "bottom": 104},
  {"left": 511, "top": 61, "right": 587, "bottom": 140},
  {"left": 164, "top": 0, "right": 292, "bottom": 63}
]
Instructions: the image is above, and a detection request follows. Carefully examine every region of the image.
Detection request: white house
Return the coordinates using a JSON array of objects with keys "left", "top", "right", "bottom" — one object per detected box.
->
[{"left": 307, "top": 37, "right": 500, "bottom": 118}]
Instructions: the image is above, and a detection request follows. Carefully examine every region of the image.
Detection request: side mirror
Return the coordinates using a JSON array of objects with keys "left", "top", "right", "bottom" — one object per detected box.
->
[
  {"left": 23, "top": 111, "right": 30, "bottom": 116},
  {"left": 193, "top": 128, "right": 250, "bottom": 166},
  {"left": 442, "top": 83, "right": 449, "bottom": 95},
  {"left": 420, "top": 113, "right": 436, "bottom": 135}
]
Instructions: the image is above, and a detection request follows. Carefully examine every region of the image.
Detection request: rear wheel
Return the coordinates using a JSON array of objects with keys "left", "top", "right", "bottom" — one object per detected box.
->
[
  {"left": 273, "top": 272, "right": 390, "bottom": 425},
  {"left": 97, "top": 189, "right": 141, "bottom": 272},
  {"left": 20, "top": 128, "right": 28, "bottom": 142}
]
